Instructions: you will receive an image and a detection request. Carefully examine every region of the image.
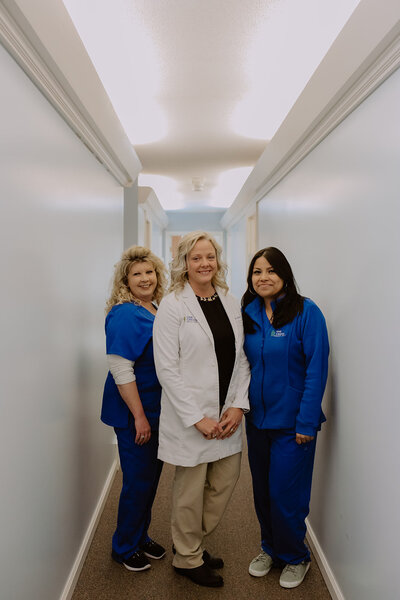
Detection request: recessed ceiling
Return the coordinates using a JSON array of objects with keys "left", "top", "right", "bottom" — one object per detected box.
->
[{"left": 63, "top": 0, "right": 360, "bottom": 211}]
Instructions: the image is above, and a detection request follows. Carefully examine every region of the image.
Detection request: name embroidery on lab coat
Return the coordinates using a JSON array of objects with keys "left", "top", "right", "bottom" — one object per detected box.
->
[
  {"left": 271, "top": 329, "right": 286, "bottom": 337},
  {"left": 185, "top": 315, "right": 198, "bottom": 323}
]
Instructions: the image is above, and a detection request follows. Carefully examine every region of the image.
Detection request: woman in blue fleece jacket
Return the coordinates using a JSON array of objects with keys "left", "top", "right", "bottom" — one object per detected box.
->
[{"left": 242, "top": 247, "right": 329, "bottom": 590}]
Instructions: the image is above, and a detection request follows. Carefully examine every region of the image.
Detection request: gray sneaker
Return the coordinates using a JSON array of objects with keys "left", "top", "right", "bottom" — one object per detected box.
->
[
  {"left": 279, "top": 561, "right": 310, "bottom": 588},
  {"left": 248, "top": 550, "right": 273, "bottom": 577}
]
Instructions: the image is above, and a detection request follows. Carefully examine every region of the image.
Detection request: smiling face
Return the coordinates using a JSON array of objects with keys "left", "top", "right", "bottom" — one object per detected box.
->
[
  {"left": 252, "top": 256, "right": 284, "bottom": 301},
  {"left": 127, "top": 260, "right": 157, "bottom": 303},
  {"left": 187, "top": 238, "right": 218, "bottom": 292}
]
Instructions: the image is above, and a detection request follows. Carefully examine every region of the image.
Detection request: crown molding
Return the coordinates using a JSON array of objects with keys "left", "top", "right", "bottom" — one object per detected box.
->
[
  {"left": 255, "top": 36, "right": 400, "bottom": 202},
  {"left": 0, "top": 2, "right": 141, "bottom": 187},
  {"left": 222, "top": 5, "right": 400, "bottom": 229},
  {"left": 253, "top": 33, "right": 400, "bottom": 203}
]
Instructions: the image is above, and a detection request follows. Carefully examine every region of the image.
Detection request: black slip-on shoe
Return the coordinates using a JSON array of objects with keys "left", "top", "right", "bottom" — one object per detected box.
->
[
  {"left": 140, "top": 540, "right": 166, "bottom": 559},
  {"left": 172, "top": 545, "right": 224, "bottom": 569},
  {"left": 174, "top": 564, "right": 224, "bottom": 587},
  {"left": 111, "top": 549, "right": 151, "bottom": 571}
]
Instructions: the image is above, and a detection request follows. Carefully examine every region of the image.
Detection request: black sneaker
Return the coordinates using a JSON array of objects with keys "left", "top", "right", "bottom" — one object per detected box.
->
[
  {"left": 174, "top": 564, "right": 224, "bottom": 587},
  {"left": 112, "top": 549, "right": 151, "bottom": 571},
  {"left": 140, "top": 540, "right": 166, "bottom": 560}
]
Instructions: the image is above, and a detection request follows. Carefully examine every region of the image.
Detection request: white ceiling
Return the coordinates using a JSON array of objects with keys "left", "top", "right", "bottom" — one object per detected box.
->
[{"left": 62, "top": 0, "right": 360, "bottom": 211}]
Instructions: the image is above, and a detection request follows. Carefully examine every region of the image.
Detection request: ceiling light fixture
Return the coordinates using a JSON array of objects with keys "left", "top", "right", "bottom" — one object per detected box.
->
[{"left": 191, "top": 177, "right": 205, "bottom": 192}]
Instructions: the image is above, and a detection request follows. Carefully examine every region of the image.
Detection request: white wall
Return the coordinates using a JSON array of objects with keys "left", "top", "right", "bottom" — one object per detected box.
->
[
  {"left": 0, "top": 44, "right": 121, "bottom": 600},
  {"left": 151, "top": 220, "right": 164, "bottom": 260},
  {"left": 165, "top": 209, "right": 225, "bottom": 232},
  {"left": 227, "top": 218, "right": 247, "bottom": 300},
  {"left": 137, "top": 188, "right": 168, "bottom": 260},
  {"left": 124, "top": 182, "right": 139, "bottom": 248},
  {"left": 257, "top": 68, "right": 400, "bottom": 600}
]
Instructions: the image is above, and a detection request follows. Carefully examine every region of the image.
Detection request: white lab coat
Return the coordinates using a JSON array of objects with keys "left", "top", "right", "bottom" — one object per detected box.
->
[{"left": 153, "top": 283, "right": 250, "bottom": 467}]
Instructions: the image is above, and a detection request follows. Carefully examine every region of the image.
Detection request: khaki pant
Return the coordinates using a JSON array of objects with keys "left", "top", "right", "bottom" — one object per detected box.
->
[{"left": 171, "top": 452, "right": 242, "bottom": 568}]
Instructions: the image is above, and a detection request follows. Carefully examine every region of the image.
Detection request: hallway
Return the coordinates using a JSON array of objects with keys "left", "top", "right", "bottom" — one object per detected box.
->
[
  {"left": 1, "top": 2, "right": 400, "bottom": 599},
  {"left": 71, "top": 448, "right": 331, "bottom": 600}
]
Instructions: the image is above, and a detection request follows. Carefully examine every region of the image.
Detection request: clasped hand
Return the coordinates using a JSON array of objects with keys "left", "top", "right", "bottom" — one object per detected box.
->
[
  {"left": 195, "top": 407, "right": 243, "bottom": 440},
  {"left": 295, "top": 433, "right": 314, "bottom": 445}
]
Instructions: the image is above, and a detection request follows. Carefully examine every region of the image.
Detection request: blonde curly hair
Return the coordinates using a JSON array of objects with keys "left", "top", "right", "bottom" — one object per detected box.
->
[
  {"left": 169, "top": 231, "right": 228, "bottom": 294},
  {"left": 106, "top": 246, "right": 167, "bottom": 314}
]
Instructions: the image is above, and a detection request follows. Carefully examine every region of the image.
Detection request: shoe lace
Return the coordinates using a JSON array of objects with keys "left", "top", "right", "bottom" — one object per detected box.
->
[
  {"left": 284, "top": 564, "right": 299, "bottom": 574},
  {"left": 255, "top": 552, "right": 269, "bottom": 563}
]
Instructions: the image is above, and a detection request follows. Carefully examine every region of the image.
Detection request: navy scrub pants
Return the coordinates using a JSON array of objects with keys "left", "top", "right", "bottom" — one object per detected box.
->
[
  {"left": 113, "top": 419, "right": 163, "bottom": 560},
  {"left": 246, "top": 421, "right": 317, "bottom": 565}
]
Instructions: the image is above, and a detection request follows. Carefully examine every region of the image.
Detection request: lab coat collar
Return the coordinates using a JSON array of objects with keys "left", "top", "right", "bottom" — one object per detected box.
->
[
  {"left": 181, "top": 282, "right": 239, "bottom": 346},
  {"left": 181, "top": 282, "right": 214, "bottom": 343}
]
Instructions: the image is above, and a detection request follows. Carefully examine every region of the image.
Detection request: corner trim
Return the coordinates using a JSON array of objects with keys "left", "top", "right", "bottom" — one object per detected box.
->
[
  {"left": 59, "top": 458, "right": 119, "bottom": 600},
  {"left": 306, "top": 518, "right": 345, "bottom": 600},
  {"left": 0, "top": 3, "right": 136, "bottom": 186}
]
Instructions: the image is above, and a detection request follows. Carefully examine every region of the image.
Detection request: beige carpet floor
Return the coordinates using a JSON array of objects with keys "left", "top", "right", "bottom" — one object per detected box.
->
[{"left": 72, "top": 442, "right": 331, "bottom": 600}]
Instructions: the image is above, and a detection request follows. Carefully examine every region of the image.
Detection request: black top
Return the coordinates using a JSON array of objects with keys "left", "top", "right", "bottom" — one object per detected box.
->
[{"left": 196, "top": 293, "right": 236, "bottom": 410}]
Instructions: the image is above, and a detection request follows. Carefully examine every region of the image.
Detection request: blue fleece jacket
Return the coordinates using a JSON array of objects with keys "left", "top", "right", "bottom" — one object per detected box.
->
[{"left": 243, "top": 296, "right": 329, "bottom": 436}]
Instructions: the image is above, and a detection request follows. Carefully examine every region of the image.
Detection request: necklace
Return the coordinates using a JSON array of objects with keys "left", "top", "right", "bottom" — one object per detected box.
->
[
  {"left": 196, "top": 291, "right": 218, "bottom": 302},
  {"left": 132, "top": 297, "right": 157, "bottom": 313}
]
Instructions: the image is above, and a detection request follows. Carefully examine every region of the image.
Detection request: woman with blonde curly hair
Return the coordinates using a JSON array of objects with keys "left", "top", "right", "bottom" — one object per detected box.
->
[
  {"left": 153, "top": 232, "right": 250, "bottom": 588},
  {"left": 101, "top": 246, "right": 167, "bottom": 573}
]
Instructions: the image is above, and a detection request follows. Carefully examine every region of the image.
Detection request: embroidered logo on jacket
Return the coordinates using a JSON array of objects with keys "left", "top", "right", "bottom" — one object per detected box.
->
[{"left": 271, "top": 329, "right": 286, "bottom": 337}]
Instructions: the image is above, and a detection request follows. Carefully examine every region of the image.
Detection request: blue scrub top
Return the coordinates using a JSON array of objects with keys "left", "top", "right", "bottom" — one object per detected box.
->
[
  {"left": 101, "top": 302, "right": 161, "bottom": 429},
  {"left": 243, "top": 296, "right": 329, "bottom": 436}
]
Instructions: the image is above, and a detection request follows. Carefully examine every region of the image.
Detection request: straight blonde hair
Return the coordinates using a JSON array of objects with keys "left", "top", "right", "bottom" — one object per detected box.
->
[{"left": 169, "top": 231, "right": 228, "bottom": 294}]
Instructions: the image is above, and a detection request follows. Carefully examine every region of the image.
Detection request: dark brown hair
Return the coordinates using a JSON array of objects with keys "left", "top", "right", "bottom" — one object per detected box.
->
[{"left": 242, "top": 247, "right": 304, "bottom": 331}]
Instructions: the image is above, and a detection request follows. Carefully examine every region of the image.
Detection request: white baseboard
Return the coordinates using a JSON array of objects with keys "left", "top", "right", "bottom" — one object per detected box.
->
[
  {"left": 59, "top": 457, "right": 119, "bottom": 600},
  {"left": 306, "top": 518, "right": 345, "bottom": 600}
]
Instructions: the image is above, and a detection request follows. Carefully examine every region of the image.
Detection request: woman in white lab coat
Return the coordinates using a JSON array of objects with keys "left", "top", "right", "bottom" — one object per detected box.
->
[{"left": 153, "top": 231, "right": 250, "bottom": 588}]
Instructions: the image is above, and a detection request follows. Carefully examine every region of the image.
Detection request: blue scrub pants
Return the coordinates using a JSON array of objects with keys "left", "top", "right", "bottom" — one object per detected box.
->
[
  {"left": 246, "top": 421, "right": 316, "bottom": 565},
  {"left": 113, "top": 419, "right": 163, "bottom": 560}
]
